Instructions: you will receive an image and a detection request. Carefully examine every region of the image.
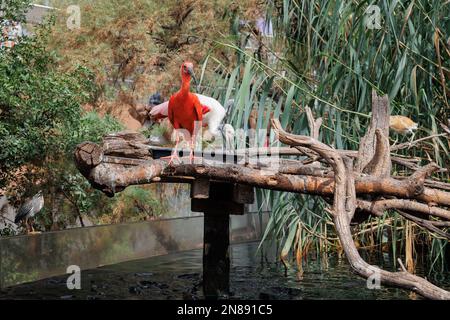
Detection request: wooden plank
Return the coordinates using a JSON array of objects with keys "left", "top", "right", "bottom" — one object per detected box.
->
[
  {"left": 191, "top": 199, "right": 244, "bottom": 215},
  {"left": 232, "top": 184, "right": 255, "bottom": 204},
  {"left": 190, "top": 178, "right": 210, "bottom": 199}
]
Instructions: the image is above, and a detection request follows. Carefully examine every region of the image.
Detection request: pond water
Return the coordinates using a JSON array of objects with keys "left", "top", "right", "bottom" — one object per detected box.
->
[{"left": 1, "top": 241, "right": 449, "bottom": 300}]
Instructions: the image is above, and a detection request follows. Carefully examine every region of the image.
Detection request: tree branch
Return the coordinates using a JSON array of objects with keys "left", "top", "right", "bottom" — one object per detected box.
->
[{"left": 271, "top": 118, "right": 450, "bottom": 300}]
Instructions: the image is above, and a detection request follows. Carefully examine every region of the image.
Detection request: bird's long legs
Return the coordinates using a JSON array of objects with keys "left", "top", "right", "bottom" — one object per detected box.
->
[
  {"left": 28, "top": 219, "right": 40, "bottom": 235},
  {"left": 25, "top": 217, "right": 30, "bottom": 234},
  {"left": 408, "top": 131, "right": 416, "bottom": 148},
  {"left": 189, "top": 134, "right": 196, "bottom": 164},
  {"left": 168, "top": 131, "right": 181, "bottom": 165},
  {"left": 162, "top": 130, "right": 202, "bottom": 165}
]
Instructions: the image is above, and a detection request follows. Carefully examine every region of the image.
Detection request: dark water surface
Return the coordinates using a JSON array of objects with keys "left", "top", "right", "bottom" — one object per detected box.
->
[{"left": 1, "top": 241, "right": 449, "bottom": 300}]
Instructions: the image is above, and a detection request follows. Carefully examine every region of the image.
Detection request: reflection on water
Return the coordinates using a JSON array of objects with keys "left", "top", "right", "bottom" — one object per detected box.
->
[{"left": 1, "top": 241, "right": 449, "bottom": 300}]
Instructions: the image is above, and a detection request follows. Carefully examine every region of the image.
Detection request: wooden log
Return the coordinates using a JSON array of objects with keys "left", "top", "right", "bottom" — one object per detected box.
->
[
  {"left": 191, "top": 182, "right": 246, "bottom": 215},
  {"left": 191, "top": 199, "right": 244, "bottom": 215},
  {"left": 203, "top": 213, "right": 230, "bottom": 299},
  {"left": 363, "top": 129, "right": 391, "bottom": 177},
  {"left": 74, "top": 142, "right": 103, "bottom": 176},
  {"left": 74, "top": 143, "right": 450, "bottom": 206},
  {"left": 357, "top": 199, "right": 450, "bottom": 221},
  {"left": 103, "top": 131, "right": 151, "bottom": 160}
]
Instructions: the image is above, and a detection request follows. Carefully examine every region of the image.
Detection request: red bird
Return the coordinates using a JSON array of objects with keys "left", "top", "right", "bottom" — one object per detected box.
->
[{"left": 167, "top": 61, "right": 204, "bottom": 163}]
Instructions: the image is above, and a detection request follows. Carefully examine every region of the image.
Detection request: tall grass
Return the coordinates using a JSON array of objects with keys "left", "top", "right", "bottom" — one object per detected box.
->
[{"left": 198, "top": 0, "right": 449, "bottom": 271}]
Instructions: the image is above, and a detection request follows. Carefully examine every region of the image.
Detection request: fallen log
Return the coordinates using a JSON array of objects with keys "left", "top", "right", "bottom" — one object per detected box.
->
[{"left": 75, "top": 144, "right": 450, "bottom": 208}]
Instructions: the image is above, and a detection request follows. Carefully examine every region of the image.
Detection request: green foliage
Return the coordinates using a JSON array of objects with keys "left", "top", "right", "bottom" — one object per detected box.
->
[
  {"left": 0, "top": 1, "right": 125, "bottom": 233},
  {"left": 99, "top": 186, "right": 166, "bottom": 224},
  {"left": 0, "top": 0, "right": 30, "bottom": 23},
  {"left": 141, "top": 123, "right": 168, "bottom": 139},
  {"left": 72, "top": 111, "right": 123, "bottom": 145},
  {"left": 0, "top": 9, "right": 97, "bottom": 187},
  {"left": 118, "top": 187, "right": 165, "bottom": 219},
  {"left": 35, "top": 111, "right": 123, "bottom": 231}
]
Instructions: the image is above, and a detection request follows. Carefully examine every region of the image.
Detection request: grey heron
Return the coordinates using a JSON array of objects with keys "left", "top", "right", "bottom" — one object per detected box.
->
[{"left": 14, "top": 190, "right": 44, "bottom": 234}]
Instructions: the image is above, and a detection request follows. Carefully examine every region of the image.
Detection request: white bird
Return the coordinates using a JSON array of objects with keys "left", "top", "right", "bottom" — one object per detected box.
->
[
  {"left": 219, "top": 123, "right": 235, "bottom": 150},
  {"left": 150, "top": 95, "right": 234, "bottom": 149}
]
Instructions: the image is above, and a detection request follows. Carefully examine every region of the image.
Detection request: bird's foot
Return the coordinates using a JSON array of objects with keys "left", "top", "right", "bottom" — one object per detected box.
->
[
  {"left": 28, "top": 231, "right": 41, "bottom": 235},
  {"left": 188, "top": 156, "right": 203, "bottom": 164},
  {"left": 160, "top": 154, "right": 182, "bottom": 165},
  {"left": 407, "top": 133, "right": 416, "bottom": 149},
  {"left": 188, "top": 150, "right": 203, "bottom": 164}
]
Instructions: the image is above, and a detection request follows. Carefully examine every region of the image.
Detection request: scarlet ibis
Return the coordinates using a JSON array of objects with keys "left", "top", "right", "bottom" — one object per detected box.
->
[
  {"left": 155, "top": 61, "right": 214, "bottom": 163},
  {"left": 156, "top": 61, "right": 204, "bottom": 163},
  {"left": 150, "top": 95, "right": 228, "bottom": 138},
  {"left": 149, "top": 63, "right": 234, "bottom": 153}
]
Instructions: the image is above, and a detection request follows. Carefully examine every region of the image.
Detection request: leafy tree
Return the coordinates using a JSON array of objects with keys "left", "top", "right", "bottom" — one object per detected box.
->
[
  {"left": 0, "top": 0, "right": 30, "bottom": 23},
  {"left": 0, "top": 2, "right": 95, "bottom": 187},
  {"left": 0, "top": 1, "right": 123, "bottom": 232},
  {"left": 97, "top": 186, "right": 167, "bottom": 224}
]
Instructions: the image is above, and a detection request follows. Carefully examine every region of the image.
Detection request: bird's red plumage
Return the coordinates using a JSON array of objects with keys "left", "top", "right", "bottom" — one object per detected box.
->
[
  {"left": 160, "top": 61, "right": 211, "bottom": 164},
  {"left": 168, "top": 91, "right": 203, "bottom": 135},
  {"left": 167, "top": 62, "right": 204, "bottom": 137}
]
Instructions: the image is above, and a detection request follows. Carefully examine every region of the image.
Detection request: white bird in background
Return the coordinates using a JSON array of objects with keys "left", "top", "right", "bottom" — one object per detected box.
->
[
  {"left": 217, "top": 123, "right": 236, "bottom": 151},
  {"left": 150, "top": 95, "right": 235, "bottom": 150}
]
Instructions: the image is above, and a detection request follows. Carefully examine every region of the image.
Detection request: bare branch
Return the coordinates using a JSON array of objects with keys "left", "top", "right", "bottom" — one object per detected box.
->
[
  {"left": 396, "top": 210, "right": 450, "bottom": 240},
  {"left": 357, "top": 199, "right": 450, "bottom": 221},
  {"left": 391, "top": 133, "right": 450, "bottom": 151}
]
